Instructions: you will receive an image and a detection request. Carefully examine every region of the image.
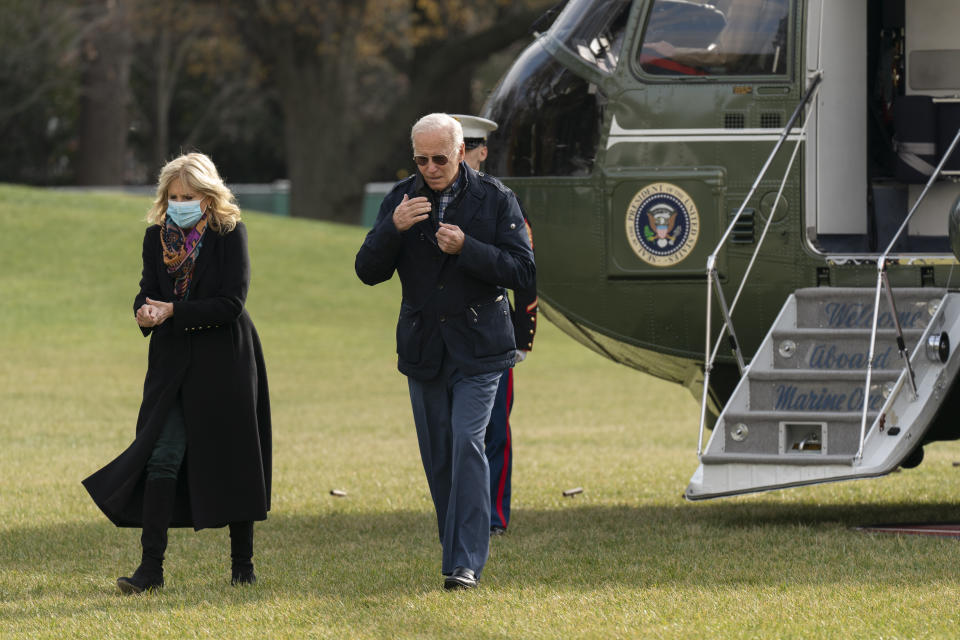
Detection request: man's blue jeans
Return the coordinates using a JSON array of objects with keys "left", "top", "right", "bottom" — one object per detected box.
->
[{"left": 408, "top": 359, "right": 504, "bottom": 578}]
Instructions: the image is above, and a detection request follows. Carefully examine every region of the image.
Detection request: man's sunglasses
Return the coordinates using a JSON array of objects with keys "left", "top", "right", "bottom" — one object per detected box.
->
[{"left": 413, "top": 154, "right": 452, "bottom": 167}]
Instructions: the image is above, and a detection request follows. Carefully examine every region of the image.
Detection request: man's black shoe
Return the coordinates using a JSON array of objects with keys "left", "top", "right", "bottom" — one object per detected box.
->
[
  {"left": 490, "top": 526, "right": 506, "bottom": 536},
  {"left": 443, "top": 567, "right": 478, "bottom": 590}
]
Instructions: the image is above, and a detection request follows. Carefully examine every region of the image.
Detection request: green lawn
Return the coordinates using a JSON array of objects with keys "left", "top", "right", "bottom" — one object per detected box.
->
[{"left": 3, "top": 184, "right": 960, "bottom": 638}]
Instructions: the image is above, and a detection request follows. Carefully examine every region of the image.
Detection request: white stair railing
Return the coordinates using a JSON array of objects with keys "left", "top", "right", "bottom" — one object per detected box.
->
[
  {"left": 698, "top": 71, "right": 823, "bottom": 456},
  {"left": 855, "top": 125, "right": 960, "bottom": 460}
]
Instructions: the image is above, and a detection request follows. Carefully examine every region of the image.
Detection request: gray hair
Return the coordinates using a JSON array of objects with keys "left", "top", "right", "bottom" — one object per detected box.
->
[{"left": 410, "top": 113, "right": 464, "bottom": 155}]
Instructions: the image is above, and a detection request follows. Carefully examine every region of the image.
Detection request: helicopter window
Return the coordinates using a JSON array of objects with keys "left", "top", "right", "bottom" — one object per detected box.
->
[
  {"left": 638, "top": 0, "right": 791, "bottom": 77},
  {"left": 483, "top": 41, "right": 603, "bottom": 177},
  {"left": 550, "top": 0, "right": 631, "bottom": 72}
]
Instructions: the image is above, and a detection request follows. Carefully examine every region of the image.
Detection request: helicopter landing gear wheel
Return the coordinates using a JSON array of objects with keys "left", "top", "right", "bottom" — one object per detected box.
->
[{"left": 900, "top": 445, "right": 924, "bottom": 469}]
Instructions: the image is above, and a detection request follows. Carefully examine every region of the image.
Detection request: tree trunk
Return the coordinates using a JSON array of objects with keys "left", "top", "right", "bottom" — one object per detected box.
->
[
  {"left": 76, "top": 0, "right": 131, "bottom": 185},
  {"left": 152, "top": 27, "right": 173, "bottom": 178},
  {"left": 274, "top": 43, "right": 361, "bottom": 222}
]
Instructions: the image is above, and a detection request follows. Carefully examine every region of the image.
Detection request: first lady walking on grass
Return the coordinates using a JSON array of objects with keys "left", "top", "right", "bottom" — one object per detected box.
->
[{"left": 83, "top": 152, "right": 272, "bottom": 594}]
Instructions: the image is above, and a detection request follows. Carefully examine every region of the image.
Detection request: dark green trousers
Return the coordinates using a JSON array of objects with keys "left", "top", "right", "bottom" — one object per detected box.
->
[{"left": 146, "top": 391, "right": 186, "bottom": 481}]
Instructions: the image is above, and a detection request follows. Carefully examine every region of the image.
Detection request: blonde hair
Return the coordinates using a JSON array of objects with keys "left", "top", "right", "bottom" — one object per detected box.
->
[{"left": 146, "top": 152, "right": 241, "bottom": 233}]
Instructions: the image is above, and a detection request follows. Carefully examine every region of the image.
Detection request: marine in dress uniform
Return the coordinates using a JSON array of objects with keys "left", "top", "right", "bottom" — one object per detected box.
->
[{"left": 452, "top": 114, "right": 539, "bottom": 536}]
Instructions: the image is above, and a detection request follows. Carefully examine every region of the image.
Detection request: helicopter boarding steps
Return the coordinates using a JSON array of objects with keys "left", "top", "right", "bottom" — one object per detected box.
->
[{"left": 686, "top": 287, "right": 960, "bottom": 500}]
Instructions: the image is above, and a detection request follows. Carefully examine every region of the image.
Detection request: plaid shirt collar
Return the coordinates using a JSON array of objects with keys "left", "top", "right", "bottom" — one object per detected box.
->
[{"left": 434, "top": 167, "right": 465, "bottom": 222}]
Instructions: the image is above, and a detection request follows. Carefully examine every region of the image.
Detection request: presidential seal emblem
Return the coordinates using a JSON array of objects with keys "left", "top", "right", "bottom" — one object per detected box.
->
[{"left": 625, "top": 182, "right": 700, "bottom": 266}]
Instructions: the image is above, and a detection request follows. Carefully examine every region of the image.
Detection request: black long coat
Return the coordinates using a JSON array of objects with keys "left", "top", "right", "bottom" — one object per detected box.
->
[{"left": 83, "top": 222, "right": 271, "bottom": 530}]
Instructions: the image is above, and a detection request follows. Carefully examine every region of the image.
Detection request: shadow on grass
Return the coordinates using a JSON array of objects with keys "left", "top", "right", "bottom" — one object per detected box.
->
[{"left": 4, "top": 497, "right": 960, "bottom": 613}]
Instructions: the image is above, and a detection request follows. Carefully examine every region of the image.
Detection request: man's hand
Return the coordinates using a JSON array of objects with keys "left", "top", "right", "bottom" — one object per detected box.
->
[
  {"left": 436, "top": 222, "right": 464, "bottom": 254},
  {"left": 392, "top": 194, "right": 431, "bottom": 232}
]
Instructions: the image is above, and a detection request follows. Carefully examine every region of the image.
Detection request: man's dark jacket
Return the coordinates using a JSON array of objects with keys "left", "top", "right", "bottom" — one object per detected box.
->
[
  {"left": 355, "top": 163, "right": 535, "bottom": 381},
  {"left": 83, "top": 222, "right": 272, "bottom": 530}
]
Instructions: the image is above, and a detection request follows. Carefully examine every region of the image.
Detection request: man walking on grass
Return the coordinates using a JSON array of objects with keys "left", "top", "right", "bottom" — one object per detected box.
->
[{"left": 355, "top": 113, "right": 535, "bottom": 590}]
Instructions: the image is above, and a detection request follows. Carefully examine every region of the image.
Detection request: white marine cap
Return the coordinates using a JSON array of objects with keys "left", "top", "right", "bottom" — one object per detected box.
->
[{"left": 451, "top": 114, "right": 498, "bottom": 147}]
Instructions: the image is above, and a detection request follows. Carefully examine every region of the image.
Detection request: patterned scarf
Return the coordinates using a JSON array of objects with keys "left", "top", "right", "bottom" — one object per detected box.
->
[{"left": 161, "top": 214, "right": 209, "bottom": 300}]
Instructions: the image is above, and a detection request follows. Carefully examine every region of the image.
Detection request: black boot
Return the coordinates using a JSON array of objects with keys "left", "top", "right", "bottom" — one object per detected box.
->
[
  {"left": 117, "top": 477, "right": 177, "bottom": 594},
  {"left": 229, "top": 521, "right": 256, "bottom": 585}
]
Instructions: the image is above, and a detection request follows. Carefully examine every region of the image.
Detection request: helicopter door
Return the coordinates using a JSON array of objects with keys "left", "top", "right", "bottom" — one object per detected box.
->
[
  {"left": 899, "top": 0, "right": 960, "bottom": 244},
  {"left": 809, "top": 0, "right": 960, "bottom": 254},
  {"left": 805, "top": 0, "right": 868, "bottom": 244},
  {"left": 608, "top": 0, "right": 795, "bottom": 280}
]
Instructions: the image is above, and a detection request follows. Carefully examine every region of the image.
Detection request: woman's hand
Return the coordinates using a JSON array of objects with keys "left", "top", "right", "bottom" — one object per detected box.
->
[
  {"left": 135, "top": 303, "right": 159, "bottom": 327},
  {"left": 144, "top": 297, "right": 175, "bottom": 325}
]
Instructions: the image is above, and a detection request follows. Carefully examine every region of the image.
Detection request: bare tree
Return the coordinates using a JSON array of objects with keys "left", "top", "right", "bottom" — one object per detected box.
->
[
  {"left": 0, "top": 0, "right": 97, "bottom": 183},
  {"left": 127, "top": 1, "right": 265, "bottom": 180}
]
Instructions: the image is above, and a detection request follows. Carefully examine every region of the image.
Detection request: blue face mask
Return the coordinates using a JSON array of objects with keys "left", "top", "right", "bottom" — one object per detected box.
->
[{"left": 166, "top": 200, "right": 204, "bottom": 228}]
